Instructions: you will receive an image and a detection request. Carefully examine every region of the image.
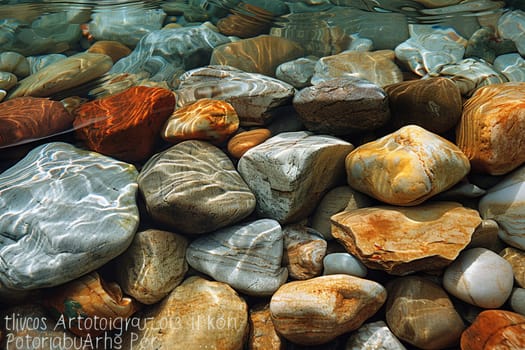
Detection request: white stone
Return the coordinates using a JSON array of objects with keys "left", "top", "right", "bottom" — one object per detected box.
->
[
  {"left": 323, "top": 252, "right": 368, "bottom": 277},
  {"left": 238, "top": 131, "right": 354, "bottom": 223},
  {"left": 443, "top": 247, "right": 514, "bottom": 308},
  {"left": 494, "top": 53, "right": 525, "bottom": 82},
  {"left": 346, "top": 321, "right": 407, "bottom": 350}
]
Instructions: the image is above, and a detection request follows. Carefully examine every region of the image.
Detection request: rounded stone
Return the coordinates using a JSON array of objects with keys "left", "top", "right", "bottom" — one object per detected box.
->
[
  {"left": 227, "top": 128, "right": 271, "bottom": 159},
  {"left": 270, "top": 274, "right": 386, "bottom": 346},
  {"left": 323, "top": 253, "right": 368, "bottom": 278},
  {"left": 500, "top": 247, "right": 525, "bottom": 288},
  {"left": 345, "top": 321, "right": 407, "bottom": 350},
  {"left": 87, "top": 40, "right": 132, "bottom": 63},
  {"left": 510, "top": 288, "right": 525, "bottom": 316},
  {"left": 443, "top": 247, "right": 514, "bottom": 308},
  {"left": 248, "top": 304, "right": 285, "bottom": 350},
  {"left": 0, "top": 71, "right": 17, "bottom": 91}
]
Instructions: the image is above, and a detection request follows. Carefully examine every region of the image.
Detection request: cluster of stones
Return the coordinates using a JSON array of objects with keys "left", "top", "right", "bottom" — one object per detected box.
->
[{"left": 1, "top": 1, "right": 525, "bottom": 349}]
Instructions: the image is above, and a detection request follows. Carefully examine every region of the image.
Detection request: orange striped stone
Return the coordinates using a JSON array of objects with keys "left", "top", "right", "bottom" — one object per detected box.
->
[
  {"left": 87, "top": 40, "right": 132, "bottom": 63},
  {"left": 227, "top": 128, "right": 271, "bottom": 159},
  {"left": 73, "top": 86, "right": 175, "bottom": 162},
  {"left": 161, "top": 98, "right": 239, "bottom": 145}
]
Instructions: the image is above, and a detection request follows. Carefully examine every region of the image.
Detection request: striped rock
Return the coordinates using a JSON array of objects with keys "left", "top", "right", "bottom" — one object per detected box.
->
[{"left": 162, "top": 98, "right": 239, "bottom": 145}]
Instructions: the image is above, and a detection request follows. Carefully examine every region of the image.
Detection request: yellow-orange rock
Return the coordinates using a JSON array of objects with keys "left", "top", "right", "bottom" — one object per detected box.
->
[
  {"left": 331, "top": 201, "right": 482, "bottom": 275},
  {"left": 161, "top": 98, "right": 239, "bottom": 145},
  {"left": 227, "top": 128, "right": 271, "bottom": 158},
  {"left": 44, "top": 272, "right": 139, "bottom": 337},
  {"left": 210, "top": 35, "right": 305, "bottom": 77},
  {"left": 87, "top": 40, "right": 131, "bottom": 63},
  {"left": 0, "top": 96, "right": 73, "bottom": 147},
  {"left": 456, "top": 82, "right": 525, "bottom": 175},
  {"left": 74, "top": 86, "right": 175, "bottom": 162},
  {"left": 249, "top": 304, "right": 285, "bottom": 350},
  {"left": 461, "top": 310, "right": 525, "bottom": 350}
]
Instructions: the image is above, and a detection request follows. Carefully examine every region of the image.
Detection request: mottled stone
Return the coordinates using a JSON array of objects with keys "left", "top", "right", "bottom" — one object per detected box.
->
[
  {"left": 283, "top": 224, "right": 327, "bottom": 280},
  {"left": 45, "top": 272, "right": 139, "bottom": 337},
  {"left": 187, "top": 219, "right": 287, "bottom": 296},
  {"left": 457, "top": 83, "right": 525, "bottom": 175},
  {"left": 175, "top": 65, "right": 296, "bottom": 126},
  {"left": 465, "top": 26, "right": 516, "bottom": 64},
  {"left": 437, "top": 58, "right": 507, "bottom": 96},
  {"left": 345, "top": 321, "right": 406, "bottom": 350},
  {"left": 0, "top": 51, "right": 29, "bottom": 77},
  {"left": 74, "top": 86, "right": 175, "bottom": 162},
  {"left": 110, "top": 24, "right": 231, "bottom": 87},
  {"left": 122, "top": 276, "right": 248, "bottom": 350},
  {"left": 293, "top": 77, "right": 390, "bottom": 135},
  {"left": 332, "top": 202, "right": 481, "bottom": 275},
  {"left": 27, "top": 54, "right": 66, "bottom": 75},
  {"left": 0, "top": 142, "right": 139, "bottom": 290},
  {"left": 461, "top": 310, "right": 525, "bottom": 350},
  {"left": 210, "top": 35, "right": 304, "bottom": 77},
  {"left": 384, "top": 77, "right": 462, "bottom": 133},
  {"left": 276, "top": 56, "right": 318, "bottom": 89},
  {"left": 8, "top": 52, "right": 112, "bottom": 99},
  {"left": 0, "top": 97, "right": 73, "bottom": 147},
  {"left": 249, "top": 304, "right": 286, "bottom": 350},
  {"left": 311, "top": 50, "right": 403, "bottom": 87},
  {"left": 162, "top": 98, "right": 239, "bottom": 145},
  {"left": 311, "top": 186, "right": 374, "bottom": 240},
  {"left": 323, "top": 252, "right": 368, "bottom": 277},
  {"left": 238, "top": 131, "right": 353, "bottom": 223},
  {"left": 479, "top": 165, "right": 525, "bottom": 249},
  {"left": 498, "top": 10, "right": 525, "bottom": 56},
  {"left": 0, "top": 304, "right": 89, "bottom": 350},
  {"left": 88, "top": 8, "right": 166, "bottom": 46},
  {"left": 386, "top": 276, "right": 465, "bottom": 350},
  {"left": 346, "top": 125, "right": 470, "bottom": 205},
  {"left": 494, "top": 53, "right": 525, "bottom": 82},
  {"left": 0, "top": 71, "right": 16, "bottom": 91},
  {"left": 501, "top": 247, "right": 525, "bottom": 288},
  {"left": 227, "top": 128, "right": 272, "bottom": 159},
  {"left": 138, "top": 140, "right": 255, "bottom": 234},
  {"left": 443, "top": 247, "right": 514, "bottom": 308},
  {"left": 115, "top": 229, "right": 189, "bottom": 305},
  {"left": 270, "top": 275, "right": 386, "bottom": 345},
  {"left": 395, "top": 25, "right": 467, "bottom": 76},
  {"left": 87, "top": 40, "right": 132, "bottom": 63}
]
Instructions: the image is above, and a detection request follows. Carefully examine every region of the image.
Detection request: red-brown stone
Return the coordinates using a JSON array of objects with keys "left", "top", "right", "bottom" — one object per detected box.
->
[
  {"left": 73, "top": 86, "right": 175, "bottom": 162},
  {"left": 461, "top": 310, "right": 525, "bottom": 350},
  {"left": 0, "top": 97, "right": 73, "bottom": 147}
]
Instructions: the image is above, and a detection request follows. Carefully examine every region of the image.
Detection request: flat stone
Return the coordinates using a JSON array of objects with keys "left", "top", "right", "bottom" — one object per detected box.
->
[
  {"left": 227, "top": 128, "right": 272, "bottom": 159},
  {"left": 385, "top": 276, "right": 465, "bottom": 349},
  {"left": 110, "top": 24, "right": 231, "bottom": 87},
  {"left": 479, "top": 164, "right": 525, "bottom": 249},
  {"left": 249, "top": 304, "right": 285, "bottom": 350},
  {"left": 175, "top": 65, "right": 296, "bottom": 126},
  {"left": 27, "top": 54, "right": 66, "bottom": 75},
  {"left": 270, "top": 274, "right": 386, "bottom": 345},
  {"left": 282, "top": 224, "right": 327, "bottom": 280},
  {"left": 186, "top": 219, "right": 287, "bottom": 296},
  {"left": 443, "top": 247, "right": 514, "bottom": 308},
  {"left": 456, "top": 82, "right": 525, "bottom": 175},
  {"left": 501, "top": 247, "right": 525, "bottom": 288},
  {"left": 217, "top": 2, "right": 276, "bottom": 38},
  {"left": 0, "top": 97, "right": 73, "bottom": 148},
  {"left": 115, "top": 229, "right": 189, "bottom": 305},
  {"left": 346, "top": 125, "right": 470, "bottom": 206},
  {"left": 161, "top": 98, "right": 239, "bottom": 145},
  {"left": 293, "top": 77, "right": 390, "bottom": 135},
  {"left": 323, "top": 252, "right": 367, "bottom": 277},
  {"left": 87, "top": 40, "right": 132, "bottom": 63},
  {"left": 138, "top": 140, "right": 256, "bottom": 234},
  {"left": 311, "top": 50, "right": 403, "bottom": 87},
  {"left": 238, "top": 131, "right": 354, "bottom": 223},
  {"left": 122, "top": 276, "right": 249, "bottom": 350},
  {"left": 44, "top": 272, "right": 139, "bottom": 337},
  {"left": 311, "top": 185, "right": 374, "bottom": 240},
  {"left": 331, "top": 202, "right": 481, "bottom": 275},
  {"left": 384, "top": 77, "right": 462, "bottom": 134},
  {"left": 461, "top": 310, "right": 525, "bottom": 350},
  {"left": 276, "top": 56, "right": 318, "bottom": 88},
  {"left": 345, "top": 321, "right": 406, "bottom": 350},
  {"left": 7, "top": 52, "right": 112, "bottom": 99},
  {"left": 210, "top": 35, "right": 304, "bottom": 77},
  {"left": 74, "top": 86, "right": 175, "bottom": 162},
  {"left": 0, "top": 142, "right": 139, "bottom": 290}
]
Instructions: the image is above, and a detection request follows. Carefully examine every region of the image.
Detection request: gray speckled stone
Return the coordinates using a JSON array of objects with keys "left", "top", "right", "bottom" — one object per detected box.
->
[
  {"left": 138, "top": 140, "right": 256, "bottom": 235},
  {"left": 115, "top": 229, "right": 189, "bottom": 305},
  {"left": 346, "top": 321, "right": 406, "bottom": 350},
  {"left": 323, "top": 252, "right": 368, "bottom": 278},
  {"left": 238, "top": 131, "right": 354, "bottom": 223},
  {"left": 0, "top": 142, "right": 139, "bottom": 290},
  {"left": 186, "top": 219, "right": 288, "bottom": 296}
]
